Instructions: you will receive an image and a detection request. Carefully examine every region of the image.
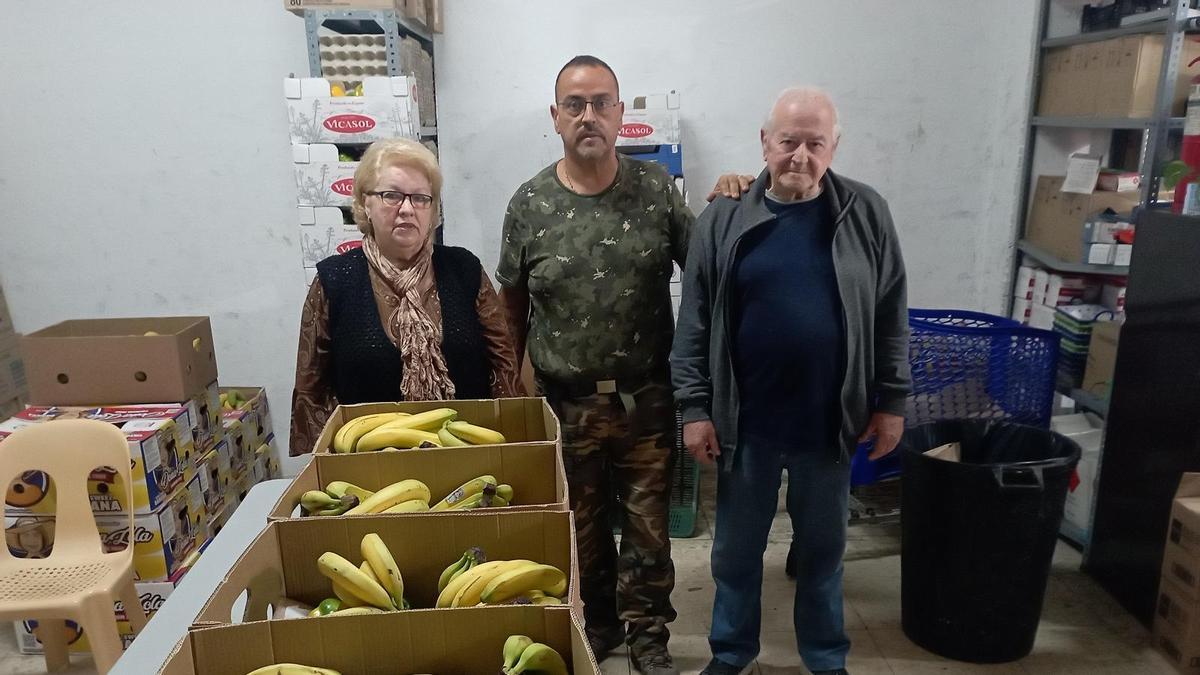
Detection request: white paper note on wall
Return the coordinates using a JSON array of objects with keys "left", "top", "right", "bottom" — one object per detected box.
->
[{"left": 1062, "top": 154, "right": 1102, "bottom": 194}]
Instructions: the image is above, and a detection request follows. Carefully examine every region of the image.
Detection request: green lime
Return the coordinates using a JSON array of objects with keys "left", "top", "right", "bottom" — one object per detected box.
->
[{"left": 316, "top": 597, "right": 342, "bottom": 616}]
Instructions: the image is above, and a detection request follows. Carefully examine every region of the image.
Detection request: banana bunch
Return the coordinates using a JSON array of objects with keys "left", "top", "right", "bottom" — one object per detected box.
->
[
  {"left": 316, "top": 532, "right": 409, "bottom": 611},
  {"left": 430, "top": 475, "right": 515, "bottom": 510},
  {"left": 244, "top": 665, "right": 340, "bottom": 675},
  {"left": 436, "top": 558, "right": 567, "bottom": 608},
  {"left": 331, "top": 409, "right": 457, "bottom": 453},
  {"left": 300, "top": 490, "right": 359, "bottom": 517},
  {"left": 502, "top": 635, "right": 568, "bottom": 675},
  {"left": 344, "top": 478, "right": 431, "bottom": 515},
  {"left": 437, "top": 546, "right": 486, "bottom": 593},
  {"left": 437, "top": 420, "right": 507, "bottom": 446},
  {"left": 221, "top": 389, "right": 250, "bottom": 411}
]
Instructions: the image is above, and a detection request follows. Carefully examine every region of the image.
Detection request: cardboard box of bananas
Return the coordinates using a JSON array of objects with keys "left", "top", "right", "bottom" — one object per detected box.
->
[
  {"left": 310, "top": 398, "right": 561, "bottom": 455},
  {"left": 299, "top": 474, "right": 516, "bottom": 516},
  {"left": 169, "top": 606, "right": 599, "bottom": 674}
]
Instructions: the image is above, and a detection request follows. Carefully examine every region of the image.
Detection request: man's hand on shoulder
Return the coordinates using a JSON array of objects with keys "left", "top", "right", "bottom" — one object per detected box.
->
[{"left": 705, "top": 174, "right": 755, "bottom": 202}]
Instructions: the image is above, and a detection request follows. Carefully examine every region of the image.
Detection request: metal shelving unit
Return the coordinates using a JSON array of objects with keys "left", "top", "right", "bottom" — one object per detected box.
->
[
  {"left": 1015, "top": 239, "right": 1130, "bottom": 275},
  {"left": 1030, "top": 115, "right": 1185, "bottom": 129}
]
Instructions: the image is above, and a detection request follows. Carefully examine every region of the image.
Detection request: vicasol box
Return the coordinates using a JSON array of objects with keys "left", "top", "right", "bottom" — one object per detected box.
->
[
  {"left": 96, "top": 473, "right": 206, "bottom": 582},
  {"left": 298, "top": 205, "right": 362, "bottom": 270},
  {"left": 12, "top": 579, "right": 178, "bottom": 655},
  {"left": 312, "top": 397, "right": 561, "bottom": 454},
  {"left": 188, "top": 510, "right": 579, "bottom": 626},
  {"left": 293, "top": 143, "right": 355, "bottom": 207},
  {"left": 1154, "top": 574, "right": 1200, "bottom": 673},
  {"left": 285, "top": 76, "right": 420, "bottom": 144},
  {"left": 270, "top": 442, "right": 568, "bottom": 519},
  {"left": 0, "top": 406, "right": 196, "bottom": 516},
  {"left": 161, "top": 606, "right": 598, "bottom": 675},
  {"left": 617, "top": 92, "right": 680, "bottom": 148},
  {"left": 1161, "top": 473, "right": 1200, "bottom": 602},
  {"left": 220, "top": 386, "right": 273, "bottom": 440}
]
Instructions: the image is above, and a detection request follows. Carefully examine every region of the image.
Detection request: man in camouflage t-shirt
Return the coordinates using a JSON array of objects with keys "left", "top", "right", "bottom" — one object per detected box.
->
[{"left": 497, "top": 55, "right": 692, "bottom": 675}]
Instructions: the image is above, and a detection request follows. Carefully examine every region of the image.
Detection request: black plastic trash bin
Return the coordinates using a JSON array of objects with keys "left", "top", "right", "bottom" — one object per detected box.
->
[{"left": 900, "top": 420, "right": 1081, "bottom": 663}]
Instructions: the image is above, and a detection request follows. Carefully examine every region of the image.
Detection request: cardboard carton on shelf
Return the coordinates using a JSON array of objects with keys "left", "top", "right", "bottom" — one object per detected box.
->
[
  {"left": 312, "top": 397, "right": 560, "bottom": 454},
  {"left": 1025, "top": 175, "right": 1141, "bottom": 264},
  {"left": 0, "top": 406, "right": 197, "bottom": 516},
  {"left": 188, "top": 510, "right": 580, "bottom": 623},
  {"left": 161, "top": 606, "right": 597, "bottom": 675},
  {"left": 21, "top": 317, "right": 218, "bottom": 406},
  {"left": 271, "top": 442, "right": 568, "bottom": 519},
  {"left": 219, "top": 386, "right": 273, "bottom": 441},
  {"left": 94, "top": 473, "right": 206, "bottom": 582},
  {"left": 138, "top": 380, "right": 224, "bottom": 453},
  {"left": 284, "top": 76, "right": 420, "bottom": 145}
]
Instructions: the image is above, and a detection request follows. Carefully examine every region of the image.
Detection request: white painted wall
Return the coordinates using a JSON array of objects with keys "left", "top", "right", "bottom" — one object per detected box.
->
[
  {"left": 437, "top": 0, "right": 1040, "bottom": 313},
  {"left": 0, "top": 0, "right": 1039, "bottom": 466}
]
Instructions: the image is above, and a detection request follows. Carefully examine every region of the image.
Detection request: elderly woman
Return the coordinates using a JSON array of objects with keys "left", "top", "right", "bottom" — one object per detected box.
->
[{"left": 290, "top": 138, "right": 523, "bottom": 455}]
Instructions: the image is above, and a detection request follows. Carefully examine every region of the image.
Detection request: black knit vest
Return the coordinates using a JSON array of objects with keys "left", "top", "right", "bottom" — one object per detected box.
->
[{"left": 316, "top": 246, "right": 492, "bottom": 404}]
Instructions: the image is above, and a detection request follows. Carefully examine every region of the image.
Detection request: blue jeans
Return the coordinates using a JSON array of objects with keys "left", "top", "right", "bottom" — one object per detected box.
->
[{"left": 709, "top": 434, "right": 851, "bottom": 671}]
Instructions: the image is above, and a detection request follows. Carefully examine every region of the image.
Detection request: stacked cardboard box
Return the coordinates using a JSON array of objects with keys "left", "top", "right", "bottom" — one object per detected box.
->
[
  {"left": 1154, "top": 473, "right": 1200, "bottom": 673},
  {"left": 1011, "top": 265, "right": 1103, "bottom": 329},
  {"left": 1025, "top": 176, "right": 1139, "bottom": 266}
]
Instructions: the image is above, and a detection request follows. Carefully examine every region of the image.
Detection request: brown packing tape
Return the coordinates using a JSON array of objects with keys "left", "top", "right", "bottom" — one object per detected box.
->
[
  {"left": 164, "top": 606, "right": 598, "bottom": 675},
  {"left": 194, "top": 510, "right": 580, "bottom": 623},
  {"left": 269, "top": 442, "right": 568, "bottom": 519},
  {"left": 311, "top": 397, "right": 561, "bottom": 454}
]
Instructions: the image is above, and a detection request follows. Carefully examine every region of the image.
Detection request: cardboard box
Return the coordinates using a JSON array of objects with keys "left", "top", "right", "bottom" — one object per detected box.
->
[
  {"left": 312, "top": 398, "right": 561, "bottom": 454},
  {"left": 1165, "top": 472, "right": 1200, "bottom": 571},
  {"left": 283, "top": 0, "right": 400, "bottom": 14},
  {"left": 206, "top": 502, "right": 233, "bottom": 541},
  {"left": 298, "top": 205, "right": 362, "bottom": 269},
  {"left": 1038, "top": 35, "right": 1200, "bottom": 118},
  {"left": 1011, "top": 297, "right": 1031, "bottom": 324},
  {"left": 1, "top": 406, "right": 196, "bottom": 515},
  {"left": 270, "top": 442, "right": 568, "bottom": 519},
  {"left": 96, "top": 474, "right": 206, "bottom": 582},
  {"left": 1098, "top": 170, "right": 1140, "bottom": 192},
  {"left": 1081, "top": 320, "right": 1121, "bottom": 398},
  {"left": 222, "top": 407, "right": 260, "bottom": 473},
  {"left": 618, "top": 108, "right": 680, "bottom": 148},
  {"left": 1088, "top": 243, "right": 1117, "bottom": 265},
  {"left": 161, "top": 606, "right": 598, "bottom": 675},
  {"left": 1014, "top": 265, "right": 1037, "bottom": 300},
  {"left": 1115, "top": 243, "right": 1134, "bottom": 266},
  {"left": 220, "top": 386, "right": 273, "bottom": 440},
  {"left": 1083, "top": 217, "right": 1135, "bottom": 244},
  {"left": 1154, "top": 574, "right": 1200, "bottom": 673},
  {"left": 1164, "top": 542, "right": 1200, "bottom": 602},
  {"left": 12, "top": 579, "right": 178, "bottom": 655},
  {"left": 1026, "top": 176, "right": 1141, "bottom": 263},
  {"left": 1032, "top": 269, "right": 1051, "bottom": 305},
  {"left": 0, "top": 338, "right": 26, "bottom": 404},
  {"left": 140, "top": 381, "right": 223, "bottom": 452},
  {"left": 21, "top": 317, "right": 218, "bottom": 406},
  {"left": 293, "top": 143, "right": 356, "bottom": 207},
  {"left": 1054, "top": 412, "right": 1104, "bottom": 544},
  {"left": 196, "top": 440, "right": 233, "bottom": 516},
  {"left": 285, "top": 76, "right": 420, "bottom": 145},
  {"left": 190, "top": 510, "right": 578, "bottom": 624},
  {"left": 1102, "top": 282, "right": 1128, "bottom": 312},
  {"left": 1030, "top": 303, "right": 1057, "bottom": 330}
]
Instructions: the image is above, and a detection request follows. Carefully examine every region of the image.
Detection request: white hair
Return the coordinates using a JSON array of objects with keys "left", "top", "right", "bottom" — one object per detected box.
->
[{"left": 763, "top": 86, "right": 842, "bottom": 139}]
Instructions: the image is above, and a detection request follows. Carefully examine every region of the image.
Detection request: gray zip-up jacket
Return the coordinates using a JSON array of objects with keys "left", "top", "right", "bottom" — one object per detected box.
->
[{"left": 670, "top": 168, "right": 911, "bottom": 468}]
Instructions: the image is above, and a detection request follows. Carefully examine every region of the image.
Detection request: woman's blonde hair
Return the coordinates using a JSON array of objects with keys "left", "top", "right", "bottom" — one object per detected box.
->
[{"left": 351, "top": 138, "right": 442, "bottom": 235}]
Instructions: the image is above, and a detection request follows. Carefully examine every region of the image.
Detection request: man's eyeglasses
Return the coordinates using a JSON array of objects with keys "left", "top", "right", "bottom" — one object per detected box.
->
[
  {"left": 557, "top": 97, "right": 619, "bottom": 117},
  {"left": 367, "top": 190, "right": 434, "bottom": 209}
]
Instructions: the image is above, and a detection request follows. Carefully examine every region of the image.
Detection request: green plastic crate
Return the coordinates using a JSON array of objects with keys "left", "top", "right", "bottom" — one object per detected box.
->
[{"left": 611, "top": 407, "right": 701, "bottom": 538}]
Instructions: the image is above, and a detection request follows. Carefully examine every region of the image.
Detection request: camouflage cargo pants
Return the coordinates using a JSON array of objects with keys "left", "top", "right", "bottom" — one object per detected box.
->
[{"left": 541, "top": 373, "right": 678, "bottom": 652}]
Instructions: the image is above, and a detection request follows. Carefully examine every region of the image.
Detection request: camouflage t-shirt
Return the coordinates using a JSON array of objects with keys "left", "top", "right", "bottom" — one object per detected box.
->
[{"left": 496, "top": 154, "right": 693, "bottom": 383}]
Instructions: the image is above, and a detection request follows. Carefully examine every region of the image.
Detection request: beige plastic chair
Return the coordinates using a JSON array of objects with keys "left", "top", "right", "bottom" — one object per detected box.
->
[{"left": 0, "top": 419, "right": 148, "bottom": 673}]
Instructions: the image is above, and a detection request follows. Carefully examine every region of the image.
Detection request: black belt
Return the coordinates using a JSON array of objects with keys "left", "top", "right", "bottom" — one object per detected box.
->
[{"left": 538, "top": 372, "right": 662, "bottom": 400}]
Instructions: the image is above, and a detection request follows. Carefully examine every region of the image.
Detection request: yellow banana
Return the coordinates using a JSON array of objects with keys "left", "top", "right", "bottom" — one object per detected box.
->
[
  {"left": 245, "top": 664, "right": 342, "bottom": 675},
  {"left": 325, "top": 606, "right": 385, "bottom": 617},
  {"left": 451, "top": 559, "right": 538, "bottom": 607},
  {"left": 437, "top": 424, "right": 469, "bottom": 447},
  {"left": 437, "top": 558, "right": 522, "bottom": 608},
  {"left": 355, "top": 427, "right": 442, "bottom": 452},
  {"left": 381, "top": 498, "right": 429, "bottom": 513},
  {"left": 480, "top": 563, "right": 567, "bottom": 604},
  {"left": 345, "top": 479, "right": 431, "bottom": 515},
  {"left": 507, "top": 642, "right": 568, "bottom": 675},
  {"left": 316, "top": 552, "right": 395, "bottom": 610},
  {"left": 332, "top": 412, "right": 408, "bottom": 453},
  {"left": 359, "top": 561, "right": 381, "bottom": 585},
  {"left": 431, "top": 475, "right": 497, "bottom": 511},
  {"left": 444, "top": 420, "right": 506, "bottom": 445},
  {"left": 301, "top": 490, "right": 341, "bottom": 513},
  {"left": 503, "top": 634, "right": 534, "bottom": 671},
  {"left": 361, "top": 533, "right": 405, "bottom": 606},
  {"left": 325, "top": 481, "right": 374, "bottom": 502},
  {"left": 331, "top": 578, "right": 365, "bottom": 608},
  {"left": 362, "top": 407, "right": 457, "bottom": 436},
  {"left": 531, "top": 595, "right": 563, "bottom": 605},
  {"left": 438, "top": 552, "right": 469, "bottom": 593}
]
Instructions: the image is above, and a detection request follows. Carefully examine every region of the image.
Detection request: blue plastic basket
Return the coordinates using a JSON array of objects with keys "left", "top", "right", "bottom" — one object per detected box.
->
[{"left": 851, "top": 309, "right": 1061, "bottom": 486}]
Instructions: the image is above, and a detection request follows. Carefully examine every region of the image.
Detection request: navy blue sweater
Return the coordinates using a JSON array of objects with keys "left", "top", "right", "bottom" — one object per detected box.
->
[{"left": 731, "top": 190, "right": 846, "bottom": 451}]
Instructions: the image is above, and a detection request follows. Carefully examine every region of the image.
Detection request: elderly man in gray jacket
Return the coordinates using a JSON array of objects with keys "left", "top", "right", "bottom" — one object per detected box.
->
[{"left": 671, "top": 87, "right": 911, "bottom": 675}]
